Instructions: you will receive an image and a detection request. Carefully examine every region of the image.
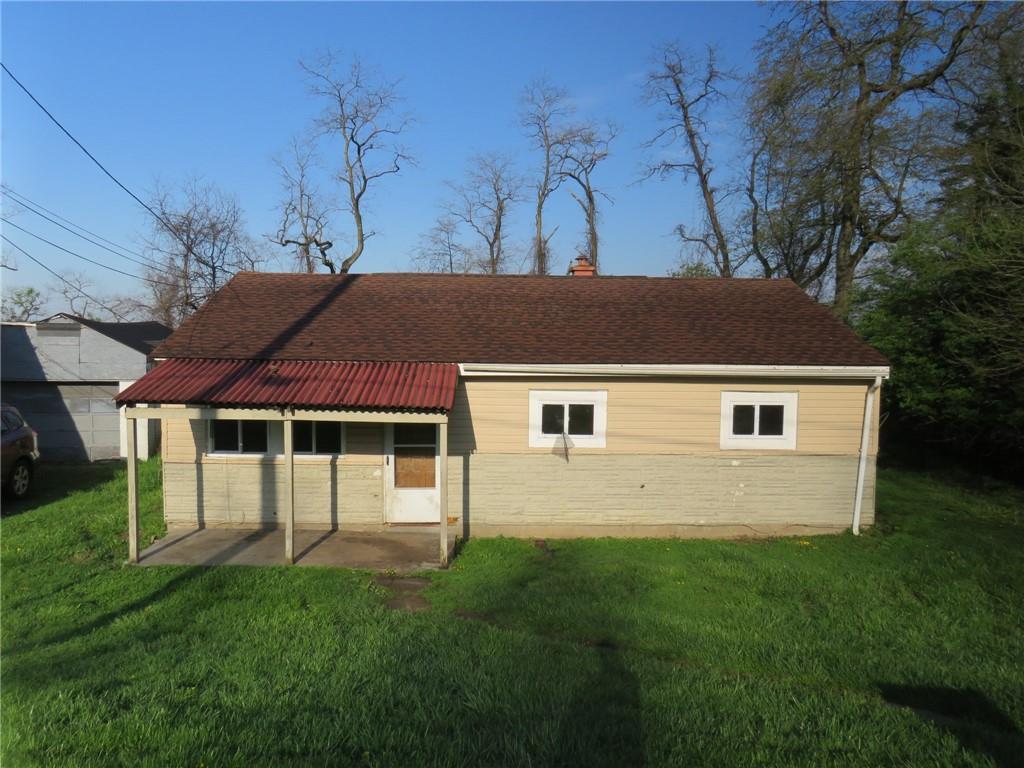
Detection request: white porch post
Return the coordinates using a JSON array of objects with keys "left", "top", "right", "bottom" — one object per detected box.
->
[
  {"left": 284, "top": 416, "right": 295, "bottom": 564},
  {"left": 126, "top": 416, "right": 139, "bottom": 563},
  {"left": 439, "top": 420, "right": 449, "bottom": 567}
]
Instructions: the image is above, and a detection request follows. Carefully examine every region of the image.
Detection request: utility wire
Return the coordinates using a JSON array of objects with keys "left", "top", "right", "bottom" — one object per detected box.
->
[
  {"left": 0, "top": 63, "right": 190, "bottom": 244},
  {"left": 2, "top": 184, "right": 154, "bottom": 262},
  {"left": 1, "top": 234, "right": 131, "bottom": 321},
  {"left": 1, "top": 188, "right": 176, "bottom": 277},
  {"left": 1, "top": 218, "right": 180, "bottom": 288},
  {"left": 0, "top": 63, "right": 238, "bottom": 287}
]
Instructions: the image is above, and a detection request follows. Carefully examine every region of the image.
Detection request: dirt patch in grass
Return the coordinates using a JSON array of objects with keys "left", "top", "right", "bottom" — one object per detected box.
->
[
  {"left": 375, "top": 576, "right": 432, "bottom": 612},
  {"left": 454, "top": 607, "right": 499, "bottom": 624}
]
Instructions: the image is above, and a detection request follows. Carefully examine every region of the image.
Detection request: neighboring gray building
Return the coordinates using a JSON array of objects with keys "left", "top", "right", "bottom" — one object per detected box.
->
[{"left": 1, "top": 314, "right": 171, "bottom": 461}]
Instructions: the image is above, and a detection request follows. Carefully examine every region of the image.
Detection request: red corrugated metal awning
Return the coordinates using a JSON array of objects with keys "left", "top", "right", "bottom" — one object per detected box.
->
[{"left": 116, "top": 359, "right": 459, "bottom": 413}]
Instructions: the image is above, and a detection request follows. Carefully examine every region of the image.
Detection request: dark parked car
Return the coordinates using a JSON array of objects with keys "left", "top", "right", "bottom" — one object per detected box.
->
[{"left": 2, "top": 404, "right": 39, "bottom": 499}]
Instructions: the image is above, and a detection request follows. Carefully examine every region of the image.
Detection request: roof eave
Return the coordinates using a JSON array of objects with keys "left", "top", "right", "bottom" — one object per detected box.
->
[{"left": 458, "top": 363, "right": 891, "bottom": 380}]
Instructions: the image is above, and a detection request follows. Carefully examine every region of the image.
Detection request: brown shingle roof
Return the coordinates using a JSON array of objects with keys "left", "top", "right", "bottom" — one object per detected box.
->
[{"left": 152, "top": 272, "right": 888, "bottom": 367}]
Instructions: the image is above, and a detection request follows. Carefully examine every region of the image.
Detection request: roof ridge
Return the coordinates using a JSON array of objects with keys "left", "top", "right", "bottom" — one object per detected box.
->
[{"left": 233, "top": 271, "right": 787, "bottom": 282}]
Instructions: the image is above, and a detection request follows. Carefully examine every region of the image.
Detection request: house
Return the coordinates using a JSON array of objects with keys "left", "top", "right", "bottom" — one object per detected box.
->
[
  {"left": 116, "top": 264, "right": 889, "bottom": 565},
  {"left": 2, "top": 313, "right": 172, "bottom": 461}
]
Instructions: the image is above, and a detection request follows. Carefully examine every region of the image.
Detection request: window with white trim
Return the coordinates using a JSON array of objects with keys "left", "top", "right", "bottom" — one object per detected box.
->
[
  {"left": 529, "top": 390, "right": 607, "bottom": 448},
  {"left": 720, "top": 392, "right": 798, "bottom": 450}
]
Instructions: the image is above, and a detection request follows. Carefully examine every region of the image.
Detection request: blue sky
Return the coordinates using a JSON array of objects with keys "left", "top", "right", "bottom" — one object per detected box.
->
[{"left": 2, "top": 1, "right": 774, "bottom": 308}]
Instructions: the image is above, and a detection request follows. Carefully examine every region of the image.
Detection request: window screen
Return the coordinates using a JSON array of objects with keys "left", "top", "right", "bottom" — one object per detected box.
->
[
  {"left": 732, "top": 405, "right": 756, "bottom": 436},
  {"left": 294, "top": 421, "right": 314, "bottom": 453},
  {"left": 758, "top": 405, "right": 785, "bottom": 436},
  {"left": 240, "top": 421, "right": 268, "bottom": 453},
  {"left": 211, "top": 420, "right": 239, "bottom": 452},
  {"left": 541, "top": 404, "right": 565, "bottom": 435},
  {"left": 315, "top": 422, "right": 343, "bottom": 454},
  {"left": 394, "top": 423, "right": 435, "bottom": 446},
  {"left": 568, "top": 404, "right": 594, "bottom": 435}
]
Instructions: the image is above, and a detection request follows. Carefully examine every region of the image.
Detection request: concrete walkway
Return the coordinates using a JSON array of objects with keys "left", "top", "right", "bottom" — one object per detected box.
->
[{"left": 138, "top": 527, "right": 455, "bottom": 572}]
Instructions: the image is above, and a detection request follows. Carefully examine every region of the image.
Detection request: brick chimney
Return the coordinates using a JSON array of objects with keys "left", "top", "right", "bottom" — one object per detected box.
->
[{"left": 568, "top": 254, "right": 597, "bottom": 277}]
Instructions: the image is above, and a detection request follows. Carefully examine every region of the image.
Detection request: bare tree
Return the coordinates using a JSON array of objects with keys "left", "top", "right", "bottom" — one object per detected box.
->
[
  {"left": 413, "top": 214, "right": 473, "bottom": 273},
  {"left": 743, "top": 128, "right": 839, "bottom": 296},
  {"left": 53, "top": 272, "right": 98, "bottom": 317},
  {"left": 271, "top": 138, "right": 335, "bottom": 273},
  {"left": 144, "top": 180, "right": 265, "bottom": 327},
  {"left": 302, "top": 52, "right": 412, "bottom": 273},
  {"left": 755, "top": 2, "right": 986, "bottom": 318},
  {"left": 556, "top": 122, "right": 616, "bottom": 270},
  {"left": 43, "top": 273, "right": 140, "bottom": 321},
  {"left": 645, "top": 44, "right": 736, "bottom": 277},
  {"left": 521, "top": 79, "right": 573, "bottom": 275},
  {"left": 447, "top": 153, "right": 523, "bottom": 274}
]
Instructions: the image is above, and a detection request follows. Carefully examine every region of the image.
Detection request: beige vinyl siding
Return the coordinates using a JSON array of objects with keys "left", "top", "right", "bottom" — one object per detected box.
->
[{"left": 450, "top": 377, "right": 880, "bottom": 456}]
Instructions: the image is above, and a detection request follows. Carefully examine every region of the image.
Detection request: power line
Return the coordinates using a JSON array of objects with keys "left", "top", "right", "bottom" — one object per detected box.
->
[
  {"left": 1, "top": 218, "right": 179, "bottom": 288},
  {"left": 1, "top": 234, "right": 131, "bottom": 321},
  {"left": 0, "top": 62, "right": 189, "bottom": 244},
  {"left": 1, "top": 187, "right": 176, "bottom": 277},
  {"left": 0, "top": 62, "right": 237, "bottom": 284},
  {"left": 2, "top": 63, "right": 241, "bottom": 298},
  {"left": 2, "top": 184, "right": 152, "bottom": 261}
]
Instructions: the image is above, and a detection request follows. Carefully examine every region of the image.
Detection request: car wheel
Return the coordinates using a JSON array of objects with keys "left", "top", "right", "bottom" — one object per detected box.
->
[{"left": 9, "top": 459, "right": 32, "bottom": 498}]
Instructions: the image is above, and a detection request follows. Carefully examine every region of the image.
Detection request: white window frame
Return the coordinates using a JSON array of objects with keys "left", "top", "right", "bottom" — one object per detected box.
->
[
  {"left": 207, "top": 419, "right": 271, "bottom": 456},
  {"left": 292, "top": 421, "right": 347, "bottom": 458},
  {"left": 529, "top": 390, "right": 607, "bottom": 448},
  {"left": 720, "top": 391, "right": 798, "bottom": 450}
]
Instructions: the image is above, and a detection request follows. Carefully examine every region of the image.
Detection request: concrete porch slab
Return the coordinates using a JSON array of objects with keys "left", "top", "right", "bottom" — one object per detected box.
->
[{"left": 139, "top": 526, "right": 456, "bottom": 572}]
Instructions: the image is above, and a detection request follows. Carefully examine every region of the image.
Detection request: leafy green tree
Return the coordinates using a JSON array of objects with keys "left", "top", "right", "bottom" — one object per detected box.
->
[
  {"left": 857, "top": 28, "right": 1024, "bottom": 474},
  {"left": 1, "top": 286, "right": 45, "bottom": 322}
]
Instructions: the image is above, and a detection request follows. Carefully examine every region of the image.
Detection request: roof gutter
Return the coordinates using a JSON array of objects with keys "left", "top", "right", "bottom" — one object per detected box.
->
[
  {"left": 852, "top": 376, "right": 883, "bottom": 536},
  {"left": 459, "top": 363, "right": 891, "bottom": 380}
]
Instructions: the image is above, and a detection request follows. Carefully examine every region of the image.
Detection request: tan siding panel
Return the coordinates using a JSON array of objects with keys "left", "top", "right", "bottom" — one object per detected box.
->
[{"left": 451, "top": 377, "right": 881, "bottom": 456}]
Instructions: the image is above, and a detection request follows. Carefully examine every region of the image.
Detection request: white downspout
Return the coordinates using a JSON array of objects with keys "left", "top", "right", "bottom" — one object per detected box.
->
[{"left": 852, "top": 376, "right": 883, "bottom": 535}]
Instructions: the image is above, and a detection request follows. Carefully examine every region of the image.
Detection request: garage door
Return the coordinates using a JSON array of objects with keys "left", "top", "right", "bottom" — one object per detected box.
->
[{"left": 2, "top": 382, "right": 120, "bottom": 461}]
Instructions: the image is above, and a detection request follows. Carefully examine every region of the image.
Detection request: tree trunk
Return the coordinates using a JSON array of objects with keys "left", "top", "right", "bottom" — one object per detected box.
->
[
  {"left": 534, "top": 197, "right": 548, "bottom": 275},
  {"left": 586, "top": 189, "right": 599, "bottom": 269}
]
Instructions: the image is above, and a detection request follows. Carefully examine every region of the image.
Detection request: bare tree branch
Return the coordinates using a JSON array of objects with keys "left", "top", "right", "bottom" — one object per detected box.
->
[
  {"left": 556, "top": 121, "right": 616, "bottom": 270},
  {"left": 271, "top": 137, "right": 336, "bottom": 272},
  {"left": 521, "top": 79, "right": 574, "bottom": 275},
  {"left": 447, "top": 153, "right": 524, "bottom": 274},
  {"left": 645, "top": 44, "right": 736, "bottom": 276},
  {"left": 302, "top": 51, "right": 413, "bottom": 273}
]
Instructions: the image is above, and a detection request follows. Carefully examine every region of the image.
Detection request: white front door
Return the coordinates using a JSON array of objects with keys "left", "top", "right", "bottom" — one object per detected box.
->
[{"left": 386, "top": 424, "right": 440, "bottom": 523}]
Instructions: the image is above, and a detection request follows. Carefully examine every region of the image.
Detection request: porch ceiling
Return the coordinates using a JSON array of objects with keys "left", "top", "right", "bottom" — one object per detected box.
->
[{"left": 116, "top": 359, "right": 458, "bottom": 413}]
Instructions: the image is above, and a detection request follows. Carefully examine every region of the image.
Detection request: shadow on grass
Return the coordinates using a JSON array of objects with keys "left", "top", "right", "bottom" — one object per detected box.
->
[
  {"left": 448, "top": 539, "right": 646, "bottom": 764},
  {"left": 554, "top": 642, "right": 644, "bottom": 766},
  {"left": 879, "top": 684, "right": 1024, "bottom": 768},
  {"left": 8, "top": 566, "right": 207, "bottom": 655},
  {"left": 2, "top": 461, "right": 122, "bottom": 518}
]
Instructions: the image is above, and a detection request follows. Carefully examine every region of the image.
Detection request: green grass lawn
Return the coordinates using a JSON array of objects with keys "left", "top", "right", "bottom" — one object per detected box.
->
[{"left": 2, "top": 461, "right": 1022, "bottom": 767}]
